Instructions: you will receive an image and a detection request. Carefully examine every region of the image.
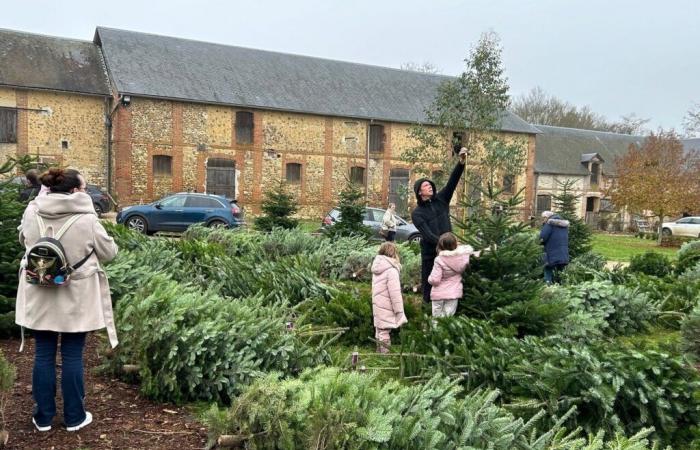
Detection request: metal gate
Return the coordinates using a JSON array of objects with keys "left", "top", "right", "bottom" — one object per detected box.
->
[
  {"left": 388, "top": 168, "right": 410, "bottom": 216},
  {"left": 206, "top": 158, "right": 236, "bottom": 199}
]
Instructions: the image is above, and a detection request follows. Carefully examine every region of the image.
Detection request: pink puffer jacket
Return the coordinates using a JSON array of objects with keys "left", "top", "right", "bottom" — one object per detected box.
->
[
  {"left": 428, "top": 245, "right": 472, "bottom": 301},
  {"left": 371, "top": 255, "right": 408, "bottom": 329}
]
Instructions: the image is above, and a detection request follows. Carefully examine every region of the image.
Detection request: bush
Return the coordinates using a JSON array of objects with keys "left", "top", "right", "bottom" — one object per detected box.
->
[
  {"left": 298, "top": 290, "right": 374, "bottom": 346},
  {"left": 628, "top": 251, "right": 672, "bottom": 277},
  {"left": 681, "top": 304, "right": 700, "bottom": 362},
  {"left": 677, "top": 240, "right": 700, "bottom": 275},
  {"left": 202, "top": 367, "right": 662, "bottom": 450}
]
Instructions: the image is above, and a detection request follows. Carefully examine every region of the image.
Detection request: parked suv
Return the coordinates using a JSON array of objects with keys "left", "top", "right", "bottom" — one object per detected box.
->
[
  {"left": 661, "top": 216, "right": 700, "bottom": 238},
  {"left": 321, "top": 207, "right": 421, "bottom": 243},
  {"left": 86, "top": 184, "right": 115, "bottom": 216},
  {"left": 117, "top": 192, "right": 243, "bottom": 234}
]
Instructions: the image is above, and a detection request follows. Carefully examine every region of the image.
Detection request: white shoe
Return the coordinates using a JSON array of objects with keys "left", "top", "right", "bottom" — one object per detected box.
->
[
  {"left": 32, "top": 417, "right": 51, "bottom": 432},
  {"left": 66, "top": 411, "right": 92, "bottom": 432}
]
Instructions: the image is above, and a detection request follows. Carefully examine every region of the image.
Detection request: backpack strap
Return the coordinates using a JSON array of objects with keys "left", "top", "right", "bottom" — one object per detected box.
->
[
  {"left": 35, "top": 214, "right": 85, "bottom": 239},
  {"left": 69, "top": 248, "right": 95, "bottom": 272}
]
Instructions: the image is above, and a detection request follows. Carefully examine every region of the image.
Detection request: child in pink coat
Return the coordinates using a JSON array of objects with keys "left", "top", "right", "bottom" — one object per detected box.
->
[
  {"left": 428, "top": 232, "right": 477, "bottom": 319},
  {"left": 371, "top": 242, "right": 407, "bottom": 353}
]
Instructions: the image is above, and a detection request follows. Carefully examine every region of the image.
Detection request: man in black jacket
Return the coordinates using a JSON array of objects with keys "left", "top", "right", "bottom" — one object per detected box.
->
[{"left": 412, "top": 148, "right": 467, "bottom": 303}]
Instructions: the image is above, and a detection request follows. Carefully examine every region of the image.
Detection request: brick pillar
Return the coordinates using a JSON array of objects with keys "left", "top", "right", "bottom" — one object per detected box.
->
[
  {"left": 380, "top": 123, "right": 392, "bottom": 201},
  {"left": 15, "top": 90, "right": 28, "bottom": 157},
  {"left": 323, "top": 118, "right": 334, "bottom": 208},
  {"left": 112, "top": 106, "right": 133, "bottom": 204},
  {"left": 172, "top": 103, "right": 184, "bottom": 192},
  {"left": 251, "top": 112, "right": 264, "bottom": 212},
  {"left": 523, "top": 134, "right": 537, "bottom": 221}
]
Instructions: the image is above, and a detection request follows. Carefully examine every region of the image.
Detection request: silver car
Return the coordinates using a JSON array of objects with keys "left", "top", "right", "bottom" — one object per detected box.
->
[{"left": 322, "top": 207, "right": 421, "bottom": 243}]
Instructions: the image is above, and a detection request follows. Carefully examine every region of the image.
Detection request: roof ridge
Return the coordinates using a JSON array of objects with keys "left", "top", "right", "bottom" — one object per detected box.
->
[
  {"left": 96, "top": 26, "right": 454, "bottom": 80},
  {"left": 0, "top": 27, "right": 94, "bottom": 45},
  {"left": 534, "top": 123, "right": 645, "bottom": 138}
]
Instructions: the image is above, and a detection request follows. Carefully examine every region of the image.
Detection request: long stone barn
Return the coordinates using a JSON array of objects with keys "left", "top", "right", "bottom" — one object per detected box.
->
[{"left": 1, "top": 27, "right": 540, "bottom": 219}]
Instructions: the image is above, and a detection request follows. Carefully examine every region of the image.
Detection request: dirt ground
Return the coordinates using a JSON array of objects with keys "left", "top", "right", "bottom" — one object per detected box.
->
[{"left": 0, "top": 334, "right": 209, "bottom": 450}]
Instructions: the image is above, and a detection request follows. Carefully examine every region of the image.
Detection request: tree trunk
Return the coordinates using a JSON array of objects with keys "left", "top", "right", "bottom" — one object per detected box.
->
[{"left": 657, "top": 211, "right": 664, "bottom": 246}]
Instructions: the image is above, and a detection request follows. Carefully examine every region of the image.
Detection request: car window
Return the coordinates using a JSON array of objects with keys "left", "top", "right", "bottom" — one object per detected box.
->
[
  {"left": 159, "top": 195, "right": 187, "bottom": 208},
  {"left": 692, "top": 218, "right": 700, "bottom": 225},
  {"left": 186, "top": 196, "right": 223, "bottom": 208},
  {"left": 371, "top": 209, "right": 386, "bottom": 222},
  {"left": 328, "top": 209, "right": 340, "bottom": 219},
  {"left": 677, "top": 218, "right": 692, "bottom": 224}
]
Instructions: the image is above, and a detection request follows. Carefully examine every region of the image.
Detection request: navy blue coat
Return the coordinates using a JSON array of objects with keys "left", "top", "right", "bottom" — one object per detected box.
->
[{"left": 540, "top": 215, "right": 570, "bottom": 267}]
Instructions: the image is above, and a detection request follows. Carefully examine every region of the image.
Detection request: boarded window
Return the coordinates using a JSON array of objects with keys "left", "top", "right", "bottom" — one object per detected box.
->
[
  {"left": 0, "top": 108, "right": 17, "bottom": 143},
  {"left": 502, "top": 174, "right": 515, "bottom": 194},
  {"left": 590, "top": 162, "right": 600, "bottom": 184},
  {"left": 350, "top": 166, "right": 366, "bottom": 186},
  {"left": 286, "top": 163, "right": 302, "bottom": 184},
  {"left": 369, "top": 124, "right": 384, "bottom": 152},
  {"left": 536, "top": 194, "right": 551, "bottom": 214},
  {"left": 153, "top": 155, "right": 173, "bottom": 176},
  {"left": 236, "top": 111, "right": 254, "bottom": 145}
]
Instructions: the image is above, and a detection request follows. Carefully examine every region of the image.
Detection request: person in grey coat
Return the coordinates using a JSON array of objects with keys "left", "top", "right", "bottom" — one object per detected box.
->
[{"left": 539, "top": 211, "right": 570, "bottom": 284}]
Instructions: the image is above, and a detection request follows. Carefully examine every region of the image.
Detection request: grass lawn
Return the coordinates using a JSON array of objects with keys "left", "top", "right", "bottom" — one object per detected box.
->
[{"left": 591, "top": 233, "right": 678, "bottom": 262}]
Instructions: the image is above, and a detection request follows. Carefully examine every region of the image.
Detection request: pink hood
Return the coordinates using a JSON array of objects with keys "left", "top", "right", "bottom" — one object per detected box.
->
[{"left": 371, "top": 255, "right": 407, "bottom": 329}]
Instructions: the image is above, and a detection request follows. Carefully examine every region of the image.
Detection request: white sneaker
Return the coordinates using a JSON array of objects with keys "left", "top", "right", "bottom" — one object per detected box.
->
[
  {"left": 32, "top": 417, "right": 51, "bottom": 432},
  {"left": 66, "top": 411, "right": 92, "bottom": 432}
]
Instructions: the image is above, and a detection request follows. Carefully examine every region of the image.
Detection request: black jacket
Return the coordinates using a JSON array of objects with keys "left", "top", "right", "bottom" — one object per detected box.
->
[
  {"left": 411, "top": 162, "right": 465, "bottom": 259},
  {"left": 19, "top": 183, "right": 41, "bottom": 202}
]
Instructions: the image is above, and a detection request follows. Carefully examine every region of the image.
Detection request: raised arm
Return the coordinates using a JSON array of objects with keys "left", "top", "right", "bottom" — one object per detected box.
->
[{"left": 437, "top": 158, "right": 466, "bottom": 204}]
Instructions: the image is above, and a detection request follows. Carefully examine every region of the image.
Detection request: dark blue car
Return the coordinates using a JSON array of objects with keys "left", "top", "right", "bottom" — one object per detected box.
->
[{"left": 116, "top": 192, "right": 243, "bottom": 234}]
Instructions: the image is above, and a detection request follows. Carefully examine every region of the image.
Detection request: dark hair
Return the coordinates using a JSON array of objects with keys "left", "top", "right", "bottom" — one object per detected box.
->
[
  {"left": 25, "top": 169, "right": 39, "bottom": 186},
  {"left": 437, "top": 232, "right": 458, "bottom": 252},
  {"left": 40, "top": 168, "right": 82, "bottom": 193}
]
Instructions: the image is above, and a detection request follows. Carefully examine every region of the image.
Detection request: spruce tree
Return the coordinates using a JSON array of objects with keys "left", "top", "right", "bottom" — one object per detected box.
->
[
  {"left": 325, "top": 180, "right": 371, "bottom": 240},
  {"left": 254, "top": 181, "right": 299, "bottom": 231},
  {"left": 552, "top": 179, "right": 592, "bottom": 259}
]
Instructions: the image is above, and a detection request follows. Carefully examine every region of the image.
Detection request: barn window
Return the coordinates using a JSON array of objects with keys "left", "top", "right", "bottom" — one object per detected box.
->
[
  {"left": 286, "top": 163, "right": 302, "bottom": 184},
  {"left": 153, "top": 155, "right": 173, "bottom": 176},
  {"left": 0, "top": 108, "right": 17, "bottom": 143},
  {"left": 369, "top": 124, "right": 384, "bottom": 152},
  {"left": 350, "top": 166, "right": 366, "bottom": 186},
  {"left": 236, "top": 111, "right": 254, "bottom": 144}
]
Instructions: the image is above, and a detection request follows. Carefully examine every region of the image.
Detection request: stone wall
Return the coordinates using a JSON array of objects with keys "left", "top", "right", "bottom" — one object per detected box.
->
[{"left": 0, "top": 87, "right": 108, "bottom": 186}]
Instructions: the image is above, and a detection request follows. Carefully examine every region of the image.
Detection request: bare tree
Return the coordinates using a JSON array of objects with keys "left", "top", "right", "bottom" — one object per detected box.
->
[
  {"left": 512, "top": 87, "right": 649, "bottom": 135},
  {"left": 683, "top": 102, "right": 700, "bottom": 137},
  {"left": 400, "top": 61, "right": 441, "bottom": 74}
]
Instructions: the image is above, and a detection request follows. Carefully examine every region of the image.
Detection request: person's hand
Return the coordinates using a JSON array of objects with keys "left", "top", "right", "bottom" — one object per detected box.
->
[{"left": 459, "top": 147, "right": 468, "bottom": 164}]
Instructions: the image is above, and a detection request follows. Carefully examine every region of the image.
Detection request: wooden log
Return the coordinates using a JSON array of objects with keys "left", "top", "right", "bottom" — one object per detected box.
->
[
  {"left": 122, "top": 364, "right": 140, "bottom": 374},
  {"left": 217, "top": 434, "right": 248, "bottom": 448}
]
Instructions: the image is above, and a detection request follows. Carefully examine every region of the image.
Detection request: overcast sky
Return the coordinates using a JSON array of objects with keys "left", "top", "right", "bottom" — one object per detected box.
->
[{"left": 3, "top": 0, "right": 699, "bottom": 130}]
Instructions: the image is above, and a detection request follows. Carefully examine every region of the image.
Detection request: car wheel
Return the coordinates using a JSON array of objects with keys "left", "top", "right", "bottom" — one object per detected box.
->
[
  {"left": 126, "top": 215, "right": 148, "bottom": 234},
  {"left": 409, "top": 234, "right": 422, "bottom": 244},
  {"left": 661, "top": 228, "right": 672, "bottom": 237},
  {"left": 94, "top": 203, "right": 103, "bottom": 217},
  {"left": 208, "top": 219, "right": 227, "bottom": 228}
]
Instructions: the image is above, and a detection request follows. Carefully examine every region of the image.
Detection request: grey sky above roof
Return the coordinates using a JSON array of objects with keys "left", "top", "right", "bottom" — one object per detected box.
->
[
  {"left": 94, "top": 27, "right": 536, "bottom": 133},
  {"left": 2, "top": 0, "right": 698, "bottom": 130},
  {"left": 0, "top": 28, "right": 109, "bottom": 96},
  {"left": 535, "top": 125, "right": 645, "bottom": 176}
]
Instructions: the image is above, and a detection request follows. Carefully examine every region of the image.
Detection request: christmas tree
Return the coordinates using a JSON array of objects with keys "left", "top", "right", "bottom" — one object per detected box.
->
[{"left": 254, "top": 181, "right": 299, "bottom": 231}]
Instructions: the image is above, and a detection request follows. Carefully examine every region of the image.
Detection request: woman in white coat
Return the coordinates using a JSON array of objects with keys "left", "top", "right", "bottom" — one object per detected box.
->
[{"left": 16, "top": 168, "right": 118, "bottom": 432}]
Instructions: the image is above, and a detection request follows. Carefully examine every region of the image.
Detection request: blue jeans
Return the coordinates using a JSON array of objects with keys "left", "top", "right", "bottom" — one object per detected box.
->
[
  {"left": 544, "top": 264, "right": 567, "bottom": 284},
  {"left": 32, "top": 330, "right": 87, "bottom": 428}
]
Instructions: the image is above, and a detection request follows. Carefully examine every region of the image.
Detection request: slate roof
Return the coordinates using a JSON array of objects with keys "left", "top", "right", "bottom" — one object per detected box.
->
[
  {"left": 94, "top": 27, "right": 538, "bottom": 134},
  {"left": 0, "top": 28, "right": 110, "bottom": 96},
  {"left": 535, "top": 125, "right": 645, "bottom": 176}
]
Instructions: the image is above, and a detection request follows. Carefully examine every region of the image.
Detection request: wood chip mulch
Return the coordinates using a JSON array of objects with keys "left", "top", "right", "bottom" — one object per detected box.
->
[{"left": 0, "top": 334, "right": 209, "bottom": 450}]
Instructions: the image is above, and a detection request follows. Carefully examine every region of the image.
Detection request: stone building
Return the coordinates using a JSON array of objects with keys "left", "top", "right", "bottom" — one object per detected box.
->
[
  {"left": 1, "top": 26, "right": 540, "bottom": 219},
  {"left": 0, "top": 29, "right": 111, "bottom": 186},
  {"left": 95, "top": 27, "right": 539, "bottom": 217},
  {"left": 533, "top": 125, "right": 645, "bottom": 225}
]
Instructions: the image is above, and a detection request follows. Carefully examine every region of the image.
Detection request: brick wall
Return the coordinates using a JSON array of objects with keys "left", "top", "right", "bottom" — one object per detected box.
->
[{"left": 118, "top": 96, "right": 537, "bottom": 220}]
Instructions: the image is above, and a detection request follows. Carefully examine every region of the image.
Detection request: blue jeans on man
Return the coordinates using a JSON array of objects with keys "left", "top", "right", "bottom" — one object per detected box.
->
[
  {"left": 544, "top": 264, "right": 567, "bottom": 284},
  {"left": 32, "top": 330, "right": 87, "bottom": 428}
]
